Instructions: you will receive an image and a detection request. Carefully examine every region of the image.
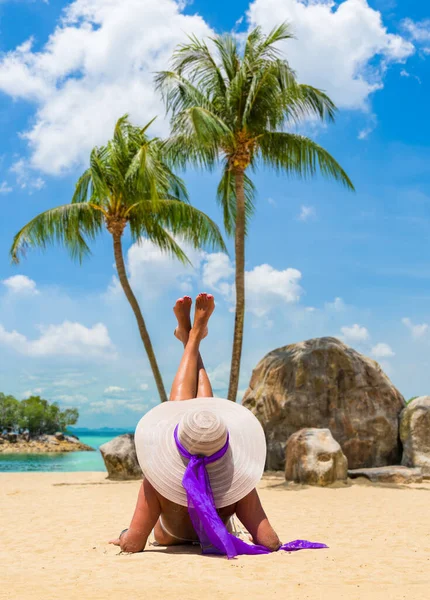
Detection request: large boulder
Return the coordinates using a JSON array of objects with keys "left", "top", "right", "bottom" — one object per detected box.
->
[
  {"left": 400, "top": 396, "right": 430, "bottom": 470},
  {"left": 100, "top": 434, "right": 143, "bottom": 480},
  {"left": 285, "top": 428, "right": 348, "bottom": 486},
  {"left": 243, "top": 337, "right": 405, "bottom": 470}
]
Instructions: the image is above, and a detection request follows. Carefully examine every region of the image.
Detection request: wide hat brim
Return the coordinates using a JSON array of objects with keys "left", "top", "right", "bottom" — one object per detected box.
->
[{"left": 134, "top": 398, "right": 266, "bottom": 508}]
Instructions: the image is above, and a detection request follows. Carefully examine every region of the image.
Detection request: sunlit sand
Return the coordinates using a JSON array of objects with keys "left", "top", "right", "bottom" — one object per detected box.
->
[{"left": 1, "top": 471, "right": 429, "bottom": 600}]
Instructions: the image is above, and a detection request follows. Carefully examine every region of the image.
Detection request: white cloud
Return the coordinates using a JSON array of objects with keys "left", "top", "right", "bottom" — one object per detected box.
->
[
  {"left": 0, "top": 0, "right": 212, "bottom": 174},
  {"left": 0, "top": 1, "right": 418, "bottom": 175},
  {"left": 325, "top": 297, "right": 347, "bottom": 312},
  {"left": 89, "top": 398, "right": 146, "bottom": 414},
  {"left": 267, "top": 197, "right": 277, "bottom": 207},
  {"left": 402, "top": 317, "right": 429, "bottom": 339},
  {"left": 247, "top": 0, "right": 414, "bottom": 110},
  {"left": 56, "top": 393, "right": 89, "bottom": 405},
  {"left": 245, "top": 264, "right": 303, "bottom": 316},
  {"left": 340, "top": 323, "right": 370, "bottom": 342},
  {"left": 0, "top": 181, "right": 12, "bottom": 194},
  {"left": 108, "top": 237, "right": 303, "bottom": 317},
  {"left": 358, "top": 113, "right": 377, "bottom": 140},
  {"left": 207, "top": 363, "right": 231, "bottom": 392},
  {"left": 22, "top": 388, "right": 43, "bottom": 399},
  {"left": 298, "top": 205, "right": 316, "bottom": 221},
  {"left": 399, "top": 68, "right": 421, "bottom": 84},
  {"left": 402, "top": 18, "right": 430, "bottom": 44},
  {"left": 139, "top": 383, "right": 149, "bottom": 391},
  {"left": 0, "top": 321, "right": 115, "bottom": 357},
  {"left": 203, "top": 254, "right": 303, "bottom": 316},
  {"left": 201, "top": 253, "right": 235, "bottom": 297},
  {"left": 2, "top": 274, "right": 39, "bottom": 295},
  {"left": 104, "top": 385, "right": 126, "bottom": 394},
  {"left": 108, "top": 237, "right": 205, "bottom": 300},
  {"left": 10, "top": 158, "right": 45, "bottom": 192},
  {"left": 370, "top": 342, "right": 395, "bottom": 358}
]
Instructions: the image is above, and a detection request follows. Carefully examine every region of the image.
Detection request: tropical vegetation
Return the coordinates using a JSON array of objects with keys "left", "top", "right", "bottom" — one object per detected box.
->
[
  {"left": 156, "top": 23, "right": 354, "bottom": 400},
  {"left": 10, "top": 116, "right": 226, "bottom": 403},
  {"left": 0, "top": 392, "right": 78, "bottom": 436}
]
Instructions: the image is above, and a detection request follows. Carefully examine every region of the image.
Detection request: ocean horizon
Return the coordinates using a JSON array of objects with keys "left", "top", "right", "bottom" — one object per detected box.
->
[{"left": 0, "top": 428, "right": 132, "bottom": 473}]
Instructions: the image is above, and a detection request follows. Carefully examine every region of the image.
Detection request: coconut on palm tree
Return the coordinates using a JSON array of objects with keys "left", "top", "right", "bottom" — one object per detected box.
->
[
  {"left": 10, "top": 116, "right": 226, "bottom": 403},
  {"left": 156, "top": 23, "right": 354, "bottom": 401}
]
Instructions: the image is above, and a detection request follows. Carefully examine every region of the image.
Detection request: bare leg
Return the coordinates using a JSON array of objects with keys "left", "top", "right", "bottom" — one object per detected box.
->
[
  {"left": 173, "top": 295, "right": 213, "bottom": 398},
  {"left": 170, "top": 294, "right": 215, "bottom": 401}
]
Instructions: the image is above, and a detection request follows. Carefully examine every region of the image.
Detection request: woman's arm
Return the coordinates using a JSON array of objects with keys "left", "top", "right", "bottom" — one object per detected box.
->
[
  {"left": 235, "top": 488, "right": 281, "bottom": 551},
  {"left": 109, "top": 478, "right": 161, "bottom": 553}
]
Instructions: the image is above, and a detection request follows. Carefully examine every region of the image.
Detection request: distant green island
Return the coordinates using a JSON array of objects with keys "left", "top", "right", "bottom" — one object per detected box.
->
[
  {"left": 0, "top": 392, "right": 78, "bottom": 436},
  {"left": 0, "top": 393, "right": 92, "bottom": 454}
]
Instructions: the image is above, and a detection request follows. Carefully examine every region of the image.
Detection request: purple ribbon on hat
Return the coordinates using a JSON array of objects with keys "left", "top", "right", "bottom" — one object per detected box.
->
[{"left": 173, "top": 425, "right": 327, "bottom": 559}]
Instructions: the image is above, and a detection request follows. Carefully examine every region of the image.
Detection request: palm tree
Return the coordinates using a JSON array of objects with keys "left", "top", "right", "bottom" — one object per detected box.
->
[
  {"left": 156, "top": 23, "right": 354, "bottom": 401},
  {"left": 10, "top": 116, "right": 226, "bottom": 403}
]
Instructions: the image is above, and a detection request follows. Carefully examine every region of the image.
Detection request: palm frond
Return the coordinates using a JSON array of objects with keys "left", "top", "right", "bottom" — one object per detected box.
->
[
  {"left": 129, "top": 199, "right": 227, "bottom": 253},
  {"left": 155, "top": 70, "right": 219, "bottom": 117},
  {"left": 283, "top": 84, "right": 336, "bottom": 124},
  {"left": 212, "top": 34, "right": 241, "bottom": 82},
  {"left": 161, "top": 134, "right": 220, "bottom": 171},
  {"left": 132, "top": 223, "right": 190, "bottom": 265},
  {"left": 71, "top": 170, "right": 92, "bottom": 204},
  {"left": 10, "top": 203, "right": 103, "bottom": 264},
  {"left": 259, "top": 132, "right": 355, "bottom": 189}
]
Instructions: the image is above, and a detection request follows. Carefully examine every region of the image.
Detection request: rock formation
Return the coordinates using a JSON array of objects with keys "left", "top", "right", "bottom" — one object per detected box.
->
[
  {"left": 0, "top": 433, "right": 93, "bottom": 454},
  {"left": 400, "top": 396, "right": 430, "bottom": 471},
  {"left": 348, "top": 466, "right": 423, "bottom": 484},
  {"left": 100, "top": 433, "right": 143, "bottom": 480},
  {"left": 285, "top": 428, "right": 348, "bottom": 486},
  {"left": 243, "top": 337, "right": 405, "bottom": 470}
]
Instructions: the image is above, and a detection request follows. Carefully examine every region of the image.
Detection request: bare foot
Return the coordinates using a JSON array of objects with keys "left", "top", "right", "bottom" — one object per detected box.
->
[
  {"left": 191, "top": 293, "right": 215, "bottom": 341},
  {"left": 173, "top": 296, "right": 192, "bottom": 345}
]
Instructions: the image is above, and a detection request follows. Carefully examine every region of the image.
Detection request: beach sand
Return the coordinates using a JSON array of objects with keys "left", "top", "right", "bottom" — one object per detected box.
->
[{"left": 1, "top": 472, "right": 429, "bottom": 600}]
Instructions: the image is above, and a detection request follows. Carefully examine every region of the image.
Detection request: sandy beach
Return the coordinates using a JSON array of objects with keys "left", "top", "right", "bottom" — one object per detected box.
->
[{"left": 0, "top": 472, "right": 429, "bottom": 600}]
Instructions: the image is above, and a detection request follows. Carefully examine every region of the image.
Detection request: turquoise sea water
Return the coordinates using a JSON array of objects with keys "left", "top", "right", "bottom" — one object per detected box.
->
[{"left": 0, "top": 434, "right": 124, "bottom": 473}]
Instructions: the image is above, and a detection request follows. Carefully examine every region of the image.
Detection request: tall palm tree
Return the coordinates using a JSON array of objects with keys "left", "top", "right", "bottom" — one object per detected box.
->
[
  {"left": 156, "top": 23, "right": 354, "bottom": 401},
  {"left": 10, "top": 116, "right": 226, "bottom": 403}
]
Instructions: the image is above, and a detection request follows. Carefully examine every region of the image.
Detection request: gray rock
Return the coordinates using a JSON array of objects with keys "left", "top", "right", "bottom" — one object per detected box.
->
[
  {"left": 348, "top": 466, "right": 423, "bottom": 484},
  {"left": 64, "top": 435, "right": 79, "bottom": 444},
  {"left": 55, "top": 432, "right": 65, "bottom": 441},
  {"left": 99, "top": 434, "right": 143, "bottom": 480},
  {"left": 243, "top": 337, "right": 405, "bottom": 470},
  {"left": 421, "top": 467, "right": 430, "bottom": 480},
  {"left": 400, "top": 396, "right": 430, "bottom": 470},
  {"left": 5, "top": 433, "right": 18, "bottom": 443},
  {"left": 285, "top": 428, "right": 348, "bottom": 486}
]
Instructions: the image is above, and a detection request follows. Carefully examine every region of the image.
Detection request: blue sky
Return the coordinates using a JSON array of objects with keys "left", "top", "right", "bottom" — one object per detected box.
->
[{"left": 1, "top": 0, "right": 430, "bottom": 428}]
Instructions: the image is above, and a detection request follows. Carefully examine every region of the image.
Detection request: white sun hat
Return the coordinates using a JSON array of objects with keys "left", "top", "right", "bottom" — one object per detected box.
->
[{"left": 134, "top": 397, "right": 266, "bottom": 508}]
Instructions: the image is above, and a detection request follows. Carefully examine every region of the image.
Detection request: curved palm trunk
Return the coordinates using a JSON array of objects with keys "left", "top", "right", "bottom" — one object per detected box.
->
[
  {"left": 228, "top": 168, "right": 246, "bottom": 402},
  {"left": 112, "top": 233, "right": 168, "bottom": 403}
]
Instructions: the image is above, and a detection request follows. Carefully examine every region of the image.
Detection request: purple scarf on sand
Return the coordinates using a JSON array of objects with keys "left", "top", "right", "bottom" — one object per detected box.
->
[{"left": 173, "top": 425, "right": 327, "bottom": 559}]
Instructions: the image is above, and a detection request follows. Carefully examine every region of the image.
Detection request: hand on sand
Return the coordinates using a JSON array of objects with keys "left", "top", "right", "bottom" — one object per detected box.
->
[{"left": 109, "top": 531, "right": 142, "bottom": 553}]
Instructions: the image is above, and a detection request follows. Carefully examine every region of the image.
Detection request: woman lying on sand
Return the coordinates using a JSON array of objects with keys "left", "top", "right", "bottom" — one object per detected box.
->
[{"left": 110, "top": 294, "right": 325, "bottom": 558}]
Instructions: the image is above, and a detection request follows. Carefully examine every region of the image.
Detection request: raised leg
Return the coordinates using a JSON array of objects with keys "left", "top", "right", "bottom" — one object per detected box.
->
[
  {"left": 173, "top": 295, "right": 213, "bottom": 398},
  {"left": 170, "top": 294, "right": 215, "bottom": 401}
]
